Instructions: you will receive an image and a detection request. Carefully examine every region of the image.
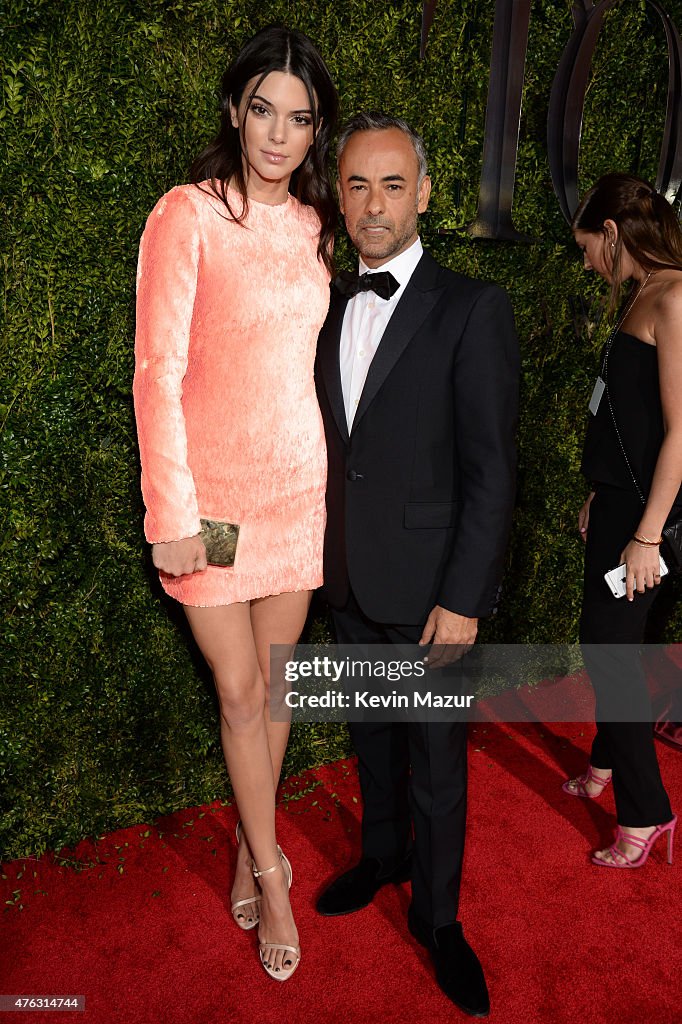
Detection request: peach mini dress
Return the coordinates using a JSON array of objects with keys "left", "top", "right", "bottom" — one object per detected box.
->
[{"left": 133, "top": 183, "right": 330, "bottom": 606}]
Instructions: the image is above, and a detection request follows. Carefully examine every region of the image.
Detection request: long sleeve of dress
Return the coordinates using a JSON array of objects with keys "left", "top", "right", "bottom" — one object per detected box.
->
[
  {"left": 133, "top": 187, "right": 202, "bottom": 543},
  {"left": 133, "top": 182, "right": 328, "bottom": 606}
]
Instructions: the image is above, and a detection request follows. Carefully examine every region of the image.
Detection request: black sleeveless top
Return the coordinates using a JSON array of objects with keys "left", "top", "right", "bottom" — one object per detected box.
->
[{"left": 581, "top": 329, "right": 667, "bottom": 494}]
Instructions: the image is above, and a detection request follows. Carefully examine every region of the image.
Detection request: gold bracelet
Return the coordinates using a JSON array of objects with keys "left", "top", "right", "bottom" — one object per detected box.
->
[{"left": 633, "top": 533, "right": 662, "bottom": 546}]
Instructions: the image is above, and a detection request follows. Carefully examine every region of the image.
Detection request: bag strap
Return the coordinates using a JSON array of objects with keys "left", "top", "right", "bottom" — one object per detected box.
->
[
  {"left": 603, "top": 372, "right": 646, "bottom": 506},
  {"left": 601, "top": 272, "right": 655, "bottom": 508}
]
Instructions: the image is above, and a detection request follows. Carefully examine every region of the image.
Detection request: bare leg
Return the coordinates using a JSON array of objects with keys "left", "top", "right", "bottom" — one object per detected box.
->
[
  {"left": 251, "top": 590, "right": 312, "bottom": 786},
  {"left": 230, "top": 591, "right": 311, "bottom": 926},
  {"left": 184, "top": 592, "right": 310, "bottom": 972},
  {"left": 245, "top": 591, "right": 311, "bottom": 970},
  {"left": 184, "top": 602, "right": 277, "bottom": 924}
]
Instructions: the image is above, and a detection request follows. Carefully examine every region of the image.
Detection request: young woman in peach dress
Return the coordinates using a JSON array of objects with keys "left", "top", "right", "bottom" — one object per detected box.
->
[{"left": 133, "top": 26, "right": 338, "bottom": 981}]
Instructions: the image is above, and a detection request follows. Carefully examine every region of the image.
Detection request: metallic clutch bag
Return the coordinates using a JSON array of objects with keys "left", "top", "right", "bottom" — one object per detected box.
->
[{"left": 199, "top": 518, "right": 240, "bottom": 566}]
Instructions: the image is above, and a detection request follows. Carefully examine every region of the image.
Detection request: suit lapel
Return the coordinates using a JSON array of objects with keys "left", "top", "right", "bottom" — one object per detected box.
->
[
  {"left": 317, "top": 287, "right": 350, "bottom": 445},
  {"left": 352, "top": 252, "right": 445, "bottom": 433}
]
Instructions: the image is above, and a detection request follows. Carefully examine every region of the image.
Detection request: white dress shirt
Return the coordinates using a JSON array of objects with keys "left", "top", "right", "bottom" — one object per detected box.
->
[{"left": 340, "top": 238, "right": 423, "bottom": 430}]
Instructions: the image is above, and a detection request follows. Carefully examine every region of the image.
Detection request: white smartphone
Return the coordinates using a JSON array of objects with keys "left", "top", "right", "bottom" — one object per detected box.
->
[{"left": 604, "top": 555, "right": 669, "bottom": 598}]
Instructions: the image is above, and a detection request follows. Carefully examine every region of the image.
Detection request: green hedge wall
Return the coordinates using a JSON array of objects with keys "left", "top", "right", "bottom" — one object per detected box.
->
[{"left": 2, "top": 0, "right": 681, "bottom": 859}]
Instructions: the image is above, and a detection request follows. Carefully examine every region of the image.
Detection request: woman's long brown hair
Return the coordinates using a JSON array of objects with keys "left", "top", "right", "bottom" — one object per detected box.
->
[
  {"left": 190, "top": 24, "right": 338, "bottom": 274},
  {"left": 572, "top": 173, "right": 682, "bottom": 314}
]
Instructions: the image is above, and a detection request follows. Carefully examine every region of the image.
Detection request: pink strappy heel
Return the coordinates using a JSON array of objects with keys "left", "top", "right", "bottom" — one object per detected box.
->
[
  {"left": 592, "top": 815, "right": 677, "bottom": 868},
  {"left": 562, "top": 766, "right": 612, "bottom": 799}
]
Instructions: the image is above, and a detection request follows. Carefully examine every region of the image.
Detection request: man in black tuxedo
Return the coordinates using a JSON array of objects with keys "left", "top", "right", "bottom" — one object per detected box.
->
[{"left": 314, "top": 112, "right": 519, "bottom": 1017}]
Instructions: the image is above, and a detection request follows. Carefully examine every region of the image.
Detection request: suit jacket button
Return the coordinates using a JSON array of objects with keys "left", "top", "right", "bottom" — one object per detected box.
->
[{"left": 347, "top": 469, "right": 358, "bottom": 481}]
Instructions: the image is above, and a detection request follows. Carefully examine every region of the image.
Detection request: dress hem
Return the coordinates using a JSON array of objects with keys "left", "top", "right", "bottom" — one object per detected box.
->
[{"left": 161, "top": 575, "right": 324, "bottom": 608}]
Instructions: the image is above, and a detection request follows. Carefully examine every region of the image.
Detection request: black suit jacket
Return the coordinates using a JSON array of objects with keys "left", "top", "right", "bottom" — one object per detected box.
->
[{"left": 315, "top": 250, "right": 519, "bottom": 625}]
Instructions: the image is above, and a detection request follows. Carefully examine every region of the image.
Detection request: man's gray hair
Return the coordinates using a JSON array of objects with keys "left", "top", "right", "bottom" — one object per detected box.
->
[{"left": 336, "top": 111, "right": 429, "bottom": 184}]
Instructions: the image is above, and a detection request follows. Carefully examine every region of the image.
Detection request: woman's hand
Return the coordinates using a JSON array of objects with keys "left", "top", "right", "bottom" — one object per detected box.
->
[
  {"left": 578, "top": 491, "right": 596, "bottom": 542},
  {"left": 152, "top": 535, "right": 208, "bottom": 576},
  {"left": 619, "top": 538, "right": 662, "bottom": 602}
]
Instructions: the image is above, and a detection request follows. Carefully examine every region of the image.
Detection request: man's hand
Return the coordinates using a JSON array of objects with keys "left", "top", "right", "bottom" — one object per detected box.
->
[
  {"left": 152, "top": 535, "right": 208, "bottom": 576},
  {"left": 418, "top": 605, "right": 478, "bottom": 669}
]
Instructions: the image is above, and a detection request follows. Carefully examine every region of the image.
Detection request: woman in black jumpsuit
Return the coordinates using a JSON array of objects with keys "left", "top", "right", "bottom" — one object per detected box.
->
[{"left": 567, "top": 173, "right": 682, "bottom": 868}]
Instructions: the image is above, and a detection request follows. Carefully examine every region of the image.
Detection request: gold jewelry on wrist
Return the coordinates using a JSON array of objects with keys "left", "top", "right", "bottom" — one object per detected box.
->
[{"left": 633, "top": 533, "right": 662, "bottom": 546}]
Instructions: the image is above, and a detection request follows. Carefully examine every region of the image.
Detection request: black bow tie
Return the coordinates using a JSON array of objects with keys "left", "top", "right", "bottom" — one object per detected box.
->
[{"left": 334, "top": 269, "right": 400, "bottom": 300}]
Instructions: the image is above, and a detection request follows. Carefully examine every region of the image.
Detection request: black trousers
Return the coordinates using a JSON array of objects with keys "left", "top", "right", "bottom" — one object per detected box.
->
[
  {"left": 332, "top": 591, "right": 467, "bottom": 930},
  {"left": 579, "top": 484, "right": 676, "bottom": 826}
]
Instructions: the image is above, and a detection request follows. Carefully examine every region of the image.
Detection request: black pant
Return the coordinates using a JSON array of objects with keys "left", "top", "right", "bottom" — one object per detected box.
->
[
  {"left": 332, "top": 591, "right": 467, "bottom": 929},
  {"left": 579, "top": 485, "right": 675, "bottom": 826}
]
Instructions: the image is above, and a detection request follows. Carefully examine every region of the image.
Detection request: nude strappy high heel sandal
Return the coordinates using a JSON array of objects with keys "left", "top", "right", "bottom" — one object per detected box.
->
[
  {"left": 231, "top": 821, "right": 260, "bottom": 931},
  {"left": 252, "top": 849, "right": 300, "bottom": 981}
]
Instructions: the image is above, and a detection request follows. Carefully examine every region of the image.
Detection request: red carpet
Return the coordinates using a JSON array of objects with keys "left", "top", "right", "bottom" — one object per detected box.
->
[{"left": 1, "top": 723, "right": 679, "bottom": 1024}]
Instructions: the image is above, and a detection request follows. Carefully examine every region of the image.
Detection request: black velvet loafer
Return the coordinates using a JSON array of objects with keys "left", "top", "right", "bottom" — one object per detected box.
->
[
  {"left": 315, "top": 853, "right": 412, "bottom": 916},
  {"left": 408, "top": 908, "right": 490, "bottom": 1018}
]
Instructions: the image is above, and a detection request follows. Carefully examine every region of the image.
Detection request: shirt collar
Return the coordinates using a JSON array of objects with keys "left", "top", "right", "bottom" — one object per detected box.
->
[{"left": 358, "top": 237, "right": 423, "bottom": 293}]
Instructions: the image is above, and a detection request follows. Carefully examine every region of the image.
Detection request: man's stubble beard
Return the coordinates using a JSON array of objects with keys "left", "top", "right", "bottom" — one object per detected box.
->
[{"left": 349, "top": 208, "right": 419, "bottom": 264}]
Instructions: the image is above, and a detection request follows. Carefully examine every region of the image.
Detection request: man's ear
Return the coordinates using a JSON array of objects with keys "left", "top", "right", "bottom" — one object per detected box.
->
[{"left": 417, "top": 175, "right": 431, "bottom": 214}]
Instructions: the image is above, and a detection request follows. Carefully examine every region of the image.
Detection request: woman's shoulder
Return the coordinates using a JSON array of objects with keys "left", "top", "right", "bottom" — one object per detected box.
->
[
  {"left": 142, "top": 183, "right": 239, "bottom": 243},
  {"left": 288, "top": 194, "right": 323, "bottom": 233},
  {"left": 155, "top": 180, "right": 237, "bottom": 213},
  {"left": 651, "top": 271, "right": 682, "bottom": 347},
  {"left": 653, "top": 270, "right": 682, "bottom": 306},
  {"left": 144, "top": 183, "right": 205, "bottom": 224}
]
